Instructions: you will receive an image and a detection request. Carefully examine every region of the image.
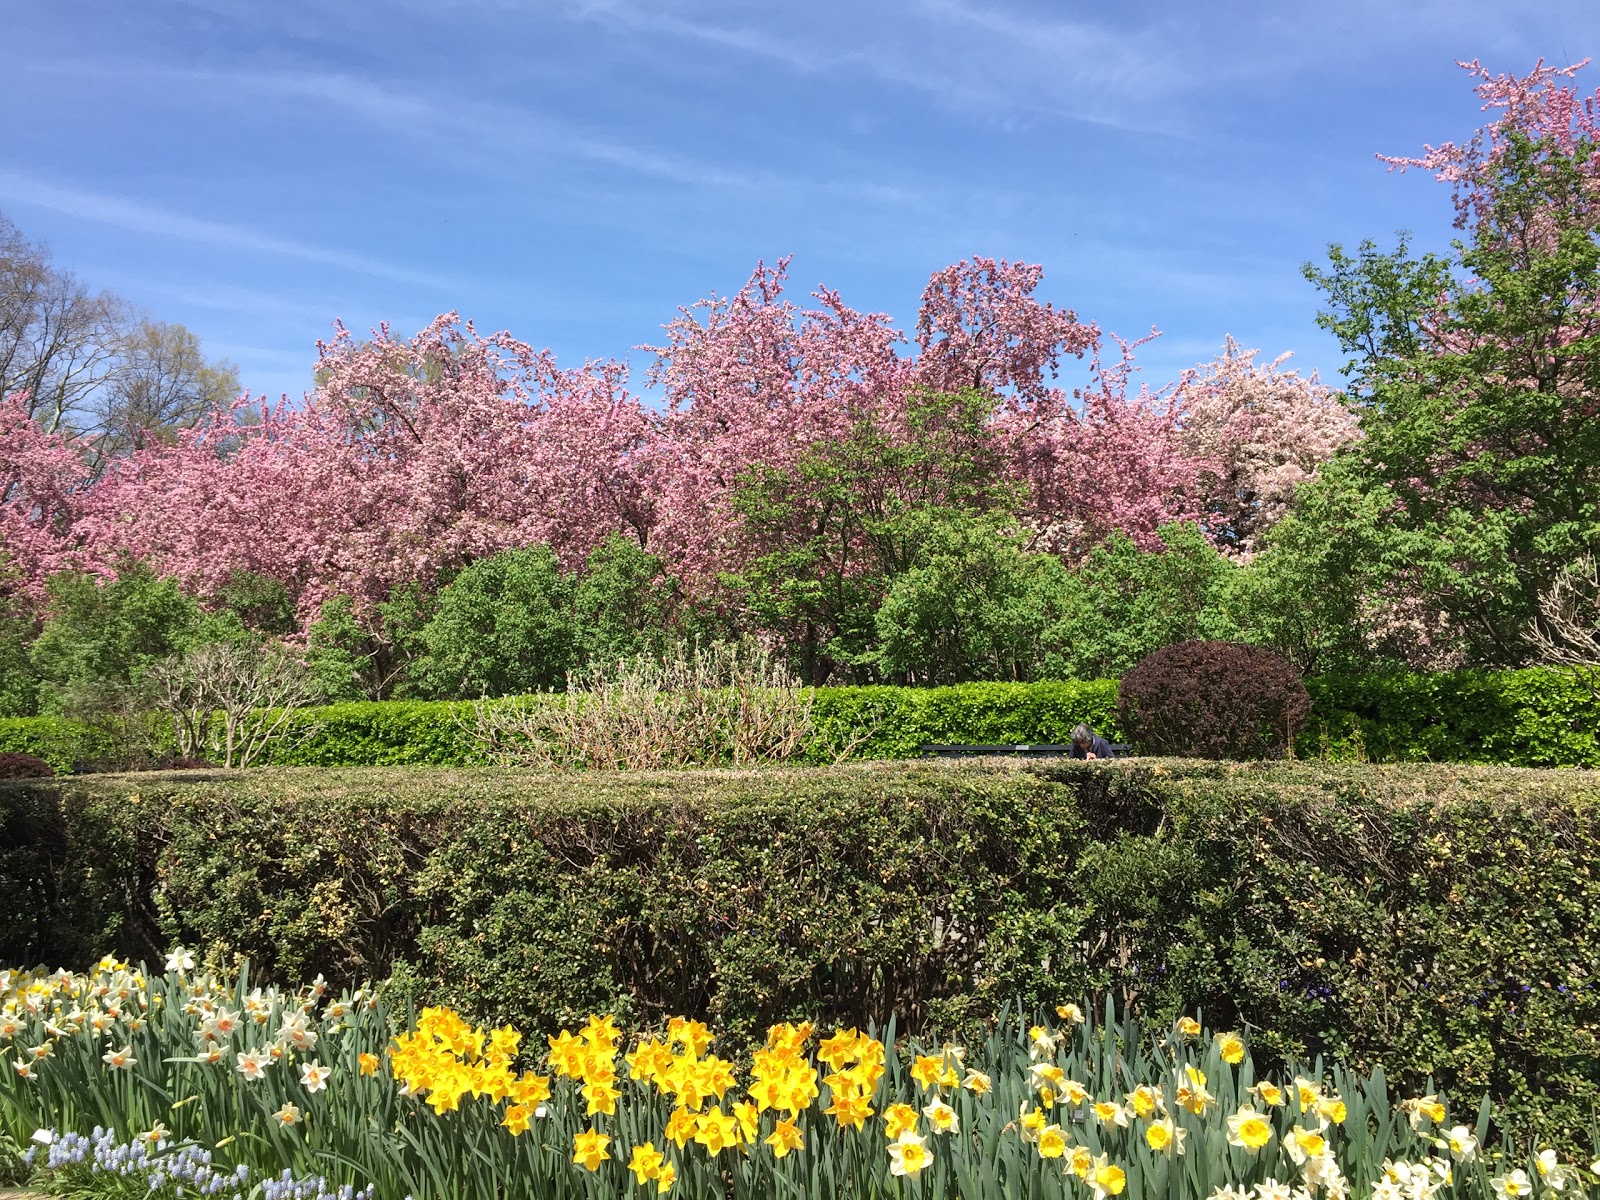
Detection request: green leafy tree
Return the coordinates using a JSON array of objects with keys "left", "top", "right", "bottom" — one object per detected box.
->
[
  {"left": 304, "top": 585, "right": 436, "bottom": 701},
  {"left": 1304, "top": 126, "right": 1600, "bottom": 663},
  {"left": 574, "top": 534, "right": 681, "bottom": 665},
  {"left": 411, "top": 547, "right": 577, "bottom": 698},
  {"left": 26, "top": 561, "right": 217, "bottom": 714},
  {"left": 727, "top": 389, "right": 1022, "bottom": 683},
  {"left": 0, "top": 557, "right": 38, "bottom": 717},
  {"left": 874, "top": 512, "right": 1074, "bottom": 685},
  {"left": 1049, "top": 524, "right": 1252, "bottom": 681}
]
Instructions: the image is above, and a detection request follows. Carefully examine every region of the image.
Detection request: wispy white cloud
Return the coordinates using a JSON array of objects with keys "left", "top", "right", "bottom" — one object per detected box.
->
[
  {"left": 31, "top": 59, "right": 782, "bottom": 191},
  {"left": 20, "top": 57, "right": 940, "bottom": 201},
  {"left": 0, "top": 170, "right": 461, "bottom": 289},
  {"left": 567, "top": 0, "right": 1192, "bottom": 135},
  {"left": 573, "top": 1, "right": 826, "bottom": 72}
]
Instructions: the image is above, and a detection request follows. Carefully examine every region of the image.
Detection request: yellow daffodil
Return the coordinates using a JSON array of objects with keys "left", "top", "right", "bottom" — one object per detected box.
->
[
  {"left": 923, "top": 1097, "right": 959, "bottom": 1134},
  {"left": 1146, "top": 1117, "right": 1186, "bottom": 1156},
  {"left": 1216, "top": 1031, "right": 1245, "bottom": 1064},
  {"left": 1090, "top": 1155, "right": 1127, "bottom": 1198},
  {"left": 766, "top": 1118, "right": 803, "bottom": 1158},
  {"left": 883, "top": 1102, "right": 919, "bottom": 1139},
  {"left": 628, "top": 1142, "right": 664, "bottom": 1185},
  {"left": 572, "top": 1128, "right": 610, "bottom": 1172},
  {"left": 1226, "top": 1105, "right": 1273, "bottom": 1152},
  {"left": 888, "top": 1131, "right": 932, "bottom": 1177}
]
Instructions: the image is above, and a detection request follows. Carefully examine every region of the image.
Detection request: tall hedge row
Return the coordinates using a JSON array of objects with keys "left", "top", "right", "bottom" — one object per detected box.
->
[{"left": 2, "top": 759, "right": 1597, "bottom": 1141}]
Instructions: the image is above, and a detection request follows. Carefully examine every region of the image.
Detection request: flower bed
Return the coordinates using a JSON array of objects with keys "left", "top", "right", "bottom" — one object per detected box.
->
[{"left": 3, "top": 957, "right": 1597, "bottom": 1200}]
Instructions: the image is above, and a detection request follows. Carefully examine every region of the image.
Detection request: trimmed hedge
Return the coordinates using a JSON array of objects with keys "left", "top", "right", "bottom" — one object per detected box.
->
[
  {"left": 3, "top": 759, "right": 1598, "bottom": 1142},
  {"left": 0, "top": 716, "right": 126, "bottom": 776},
  {"left": 2, "top": 670, "right": 1596, "bottom": 770},
  {"left": 1303, "top": 669, "right": 1600, "bottom": 766},
  {"left": 0, "top": 681, "right": 1126, "bottom": 770}
]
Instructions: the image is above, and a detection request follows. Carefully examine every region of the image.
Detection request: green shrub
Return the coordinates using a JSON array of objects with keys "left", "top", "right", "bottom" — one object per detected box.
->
[
  {"left": 1120, "top": 640, "right": 1311, "bottom": 759},
  {"left": 811, "top": 680, "right": 1123, "bottom": 759},
  {"left": 411, "top": 547, "right": 579, "bottom": 699},
  {"left": 0, "top": 715, "right": 122, "bottom": 775},
  {"left": 873, "top": 513, "right": 1076, "bottom": 685},
  {"left": 1303, "top": 668, "right": 1600, "bottom": 766},
  {"left": 2, "top": 759, "right": 1598, "bottom": 1144}
]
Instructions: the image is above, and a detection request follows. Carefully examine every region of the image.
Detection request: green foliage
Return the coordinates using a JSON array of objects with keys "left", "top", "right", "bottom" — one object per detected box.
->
[
  {"left": 5, "top": 759, "right": 1599, "bottom": 1144},
  {"left": 573, "top": 534, "right": 681, "bottom": 663},
  {"left": 0, "top": 716, "right": 121, "bottom": 775},
  {"left": 1302, "top": 233, "right": 1456, "bottom": 377},
  {"left": 0, "top": 615, "right": 36, "bottom": 719},
  {"left": 215, "top": 569, "right": 299, "bottom": 637},
  {"left": 1304, "top": 668, "right": 1600, "bottom": 766},
  {"left": 874, "top": 513, "right": 1075, "bottom": 685},
  {"left": 27, "top": 563, "right": 207, "bottom": 715},
  {"left": 727, "top": 389, "right": 1025, "bottom": 683},
  {"left": 261, "top": 700, "right": 489, "bottom": 766},
  {"left": 3, "top": 669, "right": 1595, "bottom": 771},
  {"left": 412, "top": 547, "right": 579, "bottom": 699},
  {"left": 1051, "top": 524, "right": 1254, "bottom": 680},
  {"left": 810, "top": 680, "right": 1122, "bottom": 760},
  {"left": 1303, "top": 131, "right": 1600, "bottom": 663},
  {"left": 305, "top": 586, "right": 436, "bottom": 702},
  {"left": 0, "top": 775, "right": 157, "bottom": 968}
]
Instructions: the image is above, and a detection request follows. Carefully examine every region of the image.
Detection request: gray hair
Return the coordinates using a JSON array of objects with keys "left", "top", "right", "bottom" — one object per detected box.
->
[{"left": 1071, "top": 724, "right": 1094, "bottom": 744}]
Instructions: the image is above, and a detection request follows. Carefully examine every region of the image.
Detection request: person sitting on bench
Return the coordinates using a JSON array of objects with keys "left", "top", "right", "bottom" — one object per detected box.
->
[{"left": 1069, "top": 724, "right": 1115, "bottom": 760}]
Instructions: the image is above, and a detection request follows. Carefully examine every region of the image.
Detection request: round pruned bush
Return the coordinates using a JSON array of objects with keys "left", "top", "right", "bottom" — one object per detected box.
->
[
  {"left": 1118, "top": 640, "right": 1310, "bottom": 759},
  {"left": 0, "top": 751, "right": 55, "bottom": 779}
]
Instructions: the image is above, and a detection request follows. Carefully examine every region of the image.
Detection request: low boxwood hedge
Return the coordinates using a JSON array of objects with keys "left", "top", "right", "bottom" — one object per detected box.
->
[
  {"left": 2, "top": 669, "right": 1596, "bottom": 770},
  {"left": 3, "top": 758, "right": 1597, "bottom": 1142}
]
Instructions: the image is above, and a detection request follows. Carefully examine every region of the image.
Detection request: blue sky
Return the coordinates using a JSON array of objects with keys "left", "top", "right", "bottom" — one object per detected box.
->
[{"left": 6, "top": 1, "right": 1596, "bottom": 404}]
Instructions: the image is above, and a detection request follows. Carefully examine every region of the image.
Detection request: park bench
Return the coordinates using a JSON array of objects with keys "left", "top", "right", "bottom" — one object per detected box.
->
[{"left": 920, "top": 743, "right": 1130, "bottom": 758}]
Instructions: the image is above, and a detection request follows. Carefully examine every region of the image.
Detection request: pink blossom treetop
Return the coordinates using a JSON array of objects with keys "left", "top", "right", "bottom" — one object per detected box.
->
[
  {"left": 913, "top": 257, "right": 1099, "bottom": 412},
  {"left": 1009, "top": 332, "right": 1202, "bottom": 559},
  {"left": 83, "top": 315, "right": 655, "bottom": 622},
  {"left": 66, "top": 255, "right": 1231, "bottom": 626},
  {"left": 640, "top": 257, "right": 913, "bottom": 584},
  {"left": 1174, "top": 337, "right": 1361, "bottom": 555},
  {"left": 1378, "top": 58, "right": 1600, "bottom": 233},
  {"left": 0, "top": 390, "right": 95, "bottom": 600}
]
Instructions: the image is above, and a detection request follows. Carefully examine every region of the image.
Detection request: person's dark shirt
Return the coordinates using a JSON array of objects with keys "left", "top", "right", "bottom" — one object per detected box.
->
[{"left": 1069, "top": 735, "right": 1115, "bottom": 760}]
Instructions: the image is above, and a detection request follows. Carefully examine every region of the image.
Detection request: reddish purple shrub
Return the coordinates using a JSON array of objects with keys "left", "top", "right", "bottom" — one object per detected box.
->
[
  {"left": 0, "top": 751, "right": 55, "bottom": 779},
  {"left": 1118, "top": 640, "right": 1310, "bottom": 760}
]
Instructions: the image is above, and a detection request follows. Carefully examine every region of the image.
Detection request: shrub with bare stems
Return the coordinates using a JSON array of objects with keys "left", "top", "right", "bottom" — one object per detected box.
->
[
  {"left": 1528, "top": 553, "right": 1600, "bottom": 699},
  {"left": 467, "top": 641, "right": 824, "bottom": 769},
  {"left": 146, "top": 641, "right": 323, "bottom": 769}
]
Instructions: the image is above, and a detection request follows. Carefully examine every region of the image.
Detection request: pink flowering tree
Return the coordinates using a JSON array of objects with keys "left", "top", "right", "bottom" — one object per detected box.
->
[
  {"left": 0, "top": 391, "right": 95, "bottom": 602},
  {"left": 1174, "top": 337, "right": 1360, "bottom": 556},
  {"left": 82, "top": 315, "right": 655, "bottom": 623},
  {"left": 63, "top": 255, "right": 1225, "bottom": 671},
  {"left": 1379, "top": 58, "right": 1600, "bottom": 236}
]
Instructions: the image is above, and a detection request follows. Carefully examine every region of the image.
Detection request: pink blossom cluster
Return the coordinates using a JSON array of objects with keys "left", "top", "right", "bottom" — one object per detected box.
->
[
  {"left": 1175, "top": 336, "right": 1360, "bottom": 555},
  {"left": 1, "top": 258, "right": 1348, "bottom": 624},
  {"left": 1378, "top": 57, "right": 1600, "bottom": 233}
]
